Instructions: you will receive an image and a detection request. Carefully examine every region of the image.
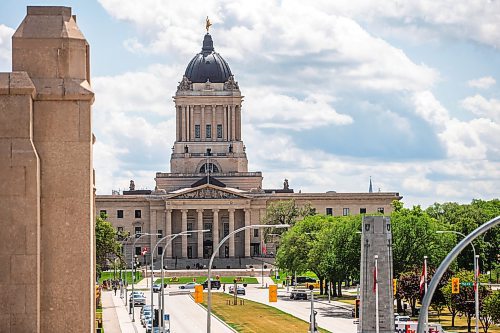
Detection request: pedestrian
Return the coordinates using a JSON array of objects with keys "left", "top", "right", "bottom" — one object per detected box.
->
[
  {"left": 223, "top": 284, "right": 226, "bottom": 292},
  {"left": 113, "top": 284, "right": 117, "bottom": 296}
]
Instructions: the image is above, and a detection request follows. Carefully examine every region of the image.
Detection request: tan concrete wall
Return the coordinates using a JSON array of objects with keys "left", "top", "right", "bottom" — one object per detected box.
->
[{"left": 0, "top": 72, "right": 40, "bottom": 333}]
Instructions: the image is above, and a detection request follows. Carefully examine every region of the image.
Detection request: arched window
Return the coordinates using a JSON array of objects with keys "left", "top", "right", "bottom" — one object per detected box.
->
[{"left": 199, "top": 163, "right": 219, "bottom": 173}]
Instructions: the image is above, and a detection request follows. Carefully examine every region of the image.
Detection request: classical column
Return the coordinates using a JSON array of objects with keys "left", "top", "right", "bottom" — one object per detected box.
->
[
  {"left": 212, "top": 105, "right": 217, "bottom": 140},
  {"left": 201, "top": 105, "right": 205, "bottom": 141},
  {"left": 231, "top": 105, "right": 236, "bottom": 141},
  {"left": 212, "top": 209, "right": 219, "bottom": 258},
  {"left": 228, "top": 208, "right": 235, "bottom": 257},
  {"left": 244, "top": 209, "right": 251, "bottom": 257},
  {"left": 165, "top": 209, "right": 172, "bottom": 258},
  {"left": 176, "top": 106, "right": 181, "bottom": 141},
  {"left": 150, "top": 209, "right": 157, "bottom": 261},
  {"left": 197, "top": 209, "right": 204, "bottom": 259},
  {"left": 181, "top": 105, "right": 186, "bottom": 141},
  {"left": 181, "top": 209, "right": 188, "bottom": 258},
  {"left": 224, "top": 105, "right": 229, "bottom": 141},
  {"left": 187, "top": 105, "right": 192, "bottom": 141}
]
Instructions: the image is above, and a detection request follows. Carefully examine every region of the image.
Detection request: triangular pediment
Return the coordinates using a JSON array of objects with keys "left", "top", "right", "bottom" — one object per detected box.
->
[{"left": 168, "top": 184, "right": 250, "bottom": 200}]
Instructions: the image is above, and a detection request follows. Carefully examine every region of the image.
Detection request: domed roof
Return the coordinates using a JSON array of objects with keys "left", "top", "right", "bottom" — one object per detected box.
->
[{"left": 184, "top": 34, "right": 232, "bottom": 83}]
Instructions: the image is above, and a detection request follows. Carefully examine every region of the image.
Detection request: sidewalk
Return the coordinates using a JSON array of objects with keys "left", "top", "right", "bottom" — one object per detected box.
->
[{"left": 101, "top": 290, "right": 139, "bottom": 333}]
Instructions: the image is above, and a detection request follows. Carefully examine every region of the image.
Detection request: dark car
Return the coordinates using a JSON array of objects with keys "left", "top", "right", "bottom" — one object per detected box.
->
[
  {"left": 290, "top": 289, "right": 308, "bottom": 300},
  {"left": 202, "top": 279, "right": 221, "bottom": 290},
  {"left": 291, "top": 276, "right": 317, "bottom": 286}
]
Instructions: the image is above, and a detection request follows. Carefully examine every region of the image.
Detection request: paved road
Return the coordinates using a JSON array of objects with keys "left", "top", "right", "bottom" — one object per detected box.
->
[
  {"left": 124, "top": 286, "right": 234, "bottom": 333},
  {"left": 237, "top": 284, "right": 357, "bottom": 333}
]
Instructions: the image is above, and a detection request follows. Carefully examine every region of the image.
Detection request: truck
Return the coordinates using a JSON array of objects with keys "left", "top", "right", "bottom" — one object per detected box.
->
[{"left": 394, "top": 321, "right": 444, "bottom": 333}]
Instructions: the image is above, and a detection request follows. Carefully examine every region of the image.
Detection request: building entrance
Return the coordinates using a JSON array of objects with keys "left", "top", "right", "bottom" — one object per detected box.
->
[{"left": 203, "top": 239, "right": 213, "bottom": 258}]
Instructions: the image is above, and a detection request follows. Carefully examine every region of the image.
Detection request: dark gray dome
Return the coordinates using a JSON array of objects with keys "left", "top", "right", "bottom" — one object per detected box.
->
[{"left": 184, "top": 34, "right": 232, "bottom": 83}]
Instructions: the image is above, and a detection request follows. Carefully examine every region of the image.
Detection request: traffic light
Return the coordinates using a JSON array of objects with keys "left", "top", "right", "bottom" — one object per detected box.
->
[
  {"left": 269, "top": 284, "right": 277, "bottom": 302},
  {"left": 194, "top": 285, "right": 203, "bottom": 303},
  {"left": 451, "top": 277, "right": 460, "bottom": 294},
  {"left": 355, "top": 299, "right": 360, "bottom": 318},
  {"left": 393, "top": 279, "right": 397, "bottom": 296}
]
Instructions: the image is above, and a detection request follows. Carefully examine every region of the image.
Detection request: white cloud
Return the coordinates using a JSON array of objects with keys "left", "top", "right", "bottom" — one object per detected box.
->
[
  {"left": 98, "top": 0, "right": 438, "bottom": 94},
  {"left": 461, "top": 94, "right": 500, "bottom": 123},
  {"left": 468, "top": 76, "right": 496, "bottom": 89},
  {"left": 0, "top": 24, "right": 14, "bottom": 71},
  {"left": 244, "top": 88, "right": 352, "bottom": 130}
]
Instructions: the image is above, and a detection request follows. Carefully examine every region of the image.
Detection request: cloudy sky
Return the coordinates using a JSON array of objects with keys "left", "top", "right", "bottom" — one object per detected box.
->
[{"left": 1, "top": 0, "right": 499, "bottom": 208}]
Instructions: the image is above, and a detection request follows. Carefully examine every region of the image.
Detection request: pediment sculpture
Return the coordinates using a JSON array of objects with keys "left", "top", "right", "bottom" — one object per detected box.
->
[
  {"left": 224, "top": 75, "right": 239, "bottom": 90},
  {"left": 175, "top": 188, "right": 241, "bottom": 200},
  {"left": 177, "top": 75, "right": 192, "bottom": 91}
]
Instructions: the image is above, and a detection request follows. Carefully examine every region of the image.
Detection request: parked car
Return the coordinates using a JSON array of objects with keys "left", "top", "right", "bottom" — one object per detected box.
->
[
  {"left": 129, "top": 293, "right": 146, "bottom": 305},
  {"left": 228, "top": 285, "right": 246, "bottom": 295},
  {"left": 179, "top": 282, "right": 199, "bottom": 289},
  {"left": 290, "top": 289, "right": 308, "bottom": 300},
  {"left": 152, "top": 284, "right": 162, "bottom": 292},
  {"left": 202, "top": 279, "right": 221, "bottom": 290}
]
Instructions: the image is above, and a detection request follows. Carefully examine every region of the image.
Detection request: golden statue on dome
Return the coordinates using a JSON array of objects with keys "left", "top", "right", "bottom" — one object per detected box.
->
[{"left": 206, "top": 16, "right": 212, "bottom": 33}]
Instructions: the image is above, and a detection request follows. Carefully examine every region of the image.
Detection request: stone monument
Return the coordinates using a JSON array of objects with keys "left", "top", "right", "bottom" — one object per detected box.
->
[
  {"left": 359, "top": 216, "right": 395, "bottom": 333},
  {"left": 0, "top": 6, "right": 95, "bottom": 332}
]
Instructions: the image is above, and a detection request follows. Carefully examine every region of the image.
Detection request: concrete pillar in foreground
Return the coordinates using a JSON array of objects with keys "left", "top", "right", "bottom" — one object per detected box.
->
[
  {"left": 359, "top": 216, "right": 394, "bottom": 333},
  {"left": 2, "top": 6, "right": 95, "bottom": 332}
]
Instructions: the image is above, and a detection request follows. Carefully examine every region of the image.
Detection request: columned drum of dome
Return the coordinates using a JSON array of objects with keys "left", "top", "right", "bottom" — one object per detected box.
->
[{"left": 185, "top": 34, "right": 232, "bottom": 83}]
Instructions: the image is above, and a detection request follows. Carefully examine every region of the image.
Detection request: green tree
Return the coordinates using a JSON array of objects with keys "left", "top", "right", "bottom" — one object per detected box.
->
[
  {"left": 482, "top": 290, "right": 500, "bottom": 333},
  {"left": 317, "top": 215, "right": 361, "bottom": 297},
  {"left": 443, "top": 270, "right": 491, "bottom": 332},
  {"left": 95, "top": 213, "right": 123, "bottom": 277}
]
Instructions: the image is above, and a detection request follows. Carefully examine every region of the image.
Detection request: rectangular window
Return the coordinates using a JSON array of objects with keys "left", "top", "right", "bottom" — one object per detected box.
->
[
  {"left": 360, "top": 208, "right": 367, "bottom": 214},
  {"left": 223, "top": 222, "right": 229, "bottom": 237},
  {"left": 217, "top": 124, "right": 223, "bottom": 138},
  {"left": 206, "top": 124, "right": 212, "bottom": 138},
  {"left": 195, "top": 125, "right": 200, "bottom": 138},
  {"left": 135, "top": 246, "right": 141, "bottom": 256},
  {"left": 187, "top": 222, "right": 193, "bottom": 237},
  {"left": 377, "top": 207, "right": 385, "bottom": 214},
  {"left": 135, "top": 210, "right": 141, "bottom": 218},
  {"left": 326, "top": 208, "right": 333, "bottom": 216},
  {"left": 342, "top": 208, "right": 350, "bottom": 216},
  {"left": 99, "top": 210, "right": 107, "bottom": 217},
  {"left": 157, "top": 229, "right": 163, "bottom": 239},
  {"left": 117, "top": 210, "right": 124, "bottom": 218},
  {"left": 117, "top": 226, "right": 124, "bottom": 240},
  {"left": 187, "top": 246, "right": 193, "bottom": 259},
  {"left": 204, "top": 222, "right": 213, "bottom": 239},
  {"left": 135, "top": 226, "right": 142, "bottom": 237},
  {"left": 158, "top": 246, "right": 163, "bottom": 255},
  {"left": 253, "top": 229, "right": 259, "bottom": 237}
]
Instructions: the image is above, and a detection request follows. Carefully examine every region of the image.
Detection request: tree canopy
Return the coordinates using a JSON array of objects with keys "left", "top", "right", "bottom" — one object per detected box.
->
[{"left": 95, "top": 213, "right": 123, "bottom": 277}]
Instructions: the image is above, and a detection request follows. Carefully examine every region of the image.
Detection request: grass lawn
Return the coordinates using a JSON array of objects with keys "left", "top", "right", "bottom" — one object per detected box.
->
[
  {"left": 155, "top": 276, "right": 258, "bottom": 285},
  {"left": 99, "top": 270, "right": 143, "bottom": 284},
  {"left": 198, "top": 292, "right": 331, "bottom": 333}
]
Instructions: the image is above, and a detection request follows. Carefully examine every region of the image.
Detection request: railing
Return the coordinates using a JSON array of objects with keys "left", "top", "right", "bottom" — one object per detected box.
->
[{"left": 156, "top": 171, "right": 262, "bottom": 178}]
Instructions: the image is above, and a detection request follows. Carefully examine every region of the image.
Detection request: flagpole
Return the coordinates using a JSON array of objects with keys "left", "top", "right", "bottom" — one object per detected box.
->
[
  {"left": 374, "top": 255, "right": 379, "bottom": 333},
  {"left": 424, "top": 256, "right": 428, "bottom": 333}
]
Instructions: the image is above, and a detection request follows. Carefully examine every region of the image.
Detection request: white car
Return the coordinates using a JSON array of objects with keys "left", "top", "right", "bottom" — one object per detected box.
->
[{"left": 179, "top": 282, "right": 199, "bottom": 289}]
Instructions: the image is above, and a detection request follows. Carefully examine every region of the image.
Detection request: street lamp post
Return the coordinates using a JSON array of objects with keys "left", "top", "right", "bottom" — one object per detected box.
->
[
  {"left": 206, "top": 224, "right": 290, "bottom": 333},
  {"left": 436, "top": 230, "right": 479, "bottom": 333},
  {"left": 151, "top": 229, "right": 209, "bottom": 329},
  {"left": 131, "top": 232, "right": 159, "bottom": 322}
]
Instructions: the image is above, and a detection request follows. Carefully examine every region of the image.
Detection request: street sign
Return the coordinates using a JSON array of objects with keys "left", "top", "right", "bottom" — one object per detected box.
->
[
  {"left": 460, "top": 282, "right": 473, "bottom": 287},
  {"left": 164, "top": 314, "right": 170, "bottom": 321},
  {"left": 269, "top": 284, "right": 277, "bottom": 302}
]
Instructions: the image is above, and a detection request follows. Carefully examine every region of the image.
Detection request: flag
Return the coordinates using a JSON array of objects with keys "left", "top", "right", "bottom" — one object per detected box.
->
[
  {"left": 261, "top": 239, "right": 267, "bottom": 255},
  {"left": 373, "top": 265, "right": 377, "bottom": 293},
  {"left": 419, "top": 262, "right": 426, "bottom": 294}
]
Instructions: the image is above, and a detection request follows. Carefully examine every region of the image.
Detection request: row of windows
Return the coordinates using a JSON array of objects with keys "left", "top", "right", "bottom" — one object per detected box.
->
[
  {"left": 100, "top": 209, "right": 142, "bottom": 219},
  {"left": 194, "top": 124, "right": 224, "bottom": 139},
  {"left": 325, "top": 207, "right": 384, "bottom": 216},
  {"left": 121, "top": 226, "right": 259, "bottom": 240}
]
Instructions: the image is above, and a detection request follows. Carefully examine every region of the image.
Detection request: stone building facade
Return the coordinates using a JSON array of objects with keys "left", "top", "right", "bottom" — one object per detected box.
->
[
  {"left": 0, "top": 7, "right": 95, "bottom": 332},
  {"left": 96, "top": 32, "right": 402, "bottom": 269}
]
